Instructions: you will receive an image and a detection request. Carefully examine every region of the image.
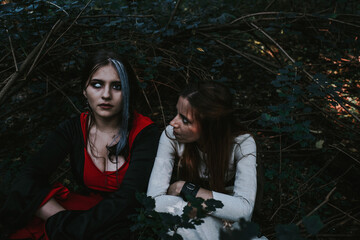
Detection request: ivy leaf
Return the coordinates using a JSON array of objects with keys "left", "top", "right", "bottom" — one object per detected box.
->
[
  {"left": 213, "top": 59, "right": 224, "bottom": 67},
  {"left": 275, "top": 224, "right": 304, "bottom": 240},
  {"left": 135, "top": 192, "right": 155, "bottom": 211},
  {"left": 163, "top": 28, "right": 175, "bottom": 36},
  {"left": 279, "top": 68, "right": 289, "bottom": 74},
  {"left": 216, "top": 77, "right": 228, "bottom": 83},
  {"left": 160, "top": 212, "right": 182, "bottom": 227},
  {"left": 315, "top": 140, "right": 325, "bottom": 149},
  {"left": 180, "top": 221, "right": 197, "bottom": 229},
  {"left": 302, "top": 215, "right": 324, "bottom": 235},
  {"left": 172, "top": 233, "right": 183, "bottom": 240},
  {"left": 204, "top": 198, "right": 224, "bottom": 212},
  {"left": 220, "top": 219, "right": 259, "bottom": 240},
  {"left": 190, "top": 218, "right": 204, "bottom": 226}
]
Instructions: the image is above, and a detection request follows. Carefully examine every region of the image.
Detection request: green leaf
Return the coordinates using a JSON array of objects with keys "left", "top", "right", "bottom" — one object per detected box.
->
[
  {"left": 135, "top": 192, "right": 155, "bottom": 211},
  {"left": 315, "top": 140, "right": 325, "bottom": 149},
  {"left": 204, "top": 198, "right": 224, "bottom": 211},
  {"left": 220, "top": 219, "right": 259, "bottom": 240},
  {"left": 302, "top": 215, "right": 324, "bottom": 235},
  {"left": 275, "top": 224, "right": 304, "bottom": 240}
]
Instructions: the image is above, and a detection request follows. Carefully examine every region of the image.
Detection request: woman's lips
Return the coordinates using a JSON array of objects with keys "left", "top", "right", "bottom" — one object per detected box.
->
[
  {"left": 173, "top": 131, "right": 180, "bottom": 138},
  {"left": 99, "top": 104, "right": 113, "bottom": 109}
]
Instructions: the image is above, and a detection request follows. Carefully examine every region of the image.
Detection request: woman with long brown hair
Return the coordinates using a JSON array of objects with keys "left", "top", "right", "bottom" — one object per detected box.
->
[
  {"left": 0, "top": 49, "right": 159, "bottom": 239},
  {"left": 147, "top": 81, "right": 266, "bottom": 240}
]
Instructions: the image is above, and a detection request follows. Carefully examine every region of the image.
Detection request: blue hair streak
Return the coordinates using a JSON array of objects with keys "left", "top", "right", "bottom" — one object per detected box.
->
[{"left": 110, "top": 59, "right": 130, "bottom": 157}]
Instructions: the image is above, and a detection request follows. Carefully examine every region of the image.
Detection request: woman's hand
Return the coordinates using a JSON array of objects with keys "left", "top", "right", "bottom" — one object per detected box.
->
[{"left": 166, "top": 180, "right": 185, "bottom": 196}]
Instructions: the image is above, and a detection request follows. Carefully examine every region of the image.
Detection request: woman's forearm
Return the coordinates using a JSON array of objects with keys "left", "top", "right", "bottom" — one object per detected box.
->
[
  {"left": 167, "top": 181, "right": 213, "bottom": 200},
  {"left": 196, "top": 187, "right": 213, "bottom": 200},
  {"left": 35, "top": 198, "right": 66, "bottom": 221}
]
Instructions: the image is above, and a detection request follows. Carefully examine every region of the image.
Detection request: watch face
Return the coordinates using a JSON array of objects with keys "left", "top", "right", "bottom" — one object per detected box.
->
[{"left": 186, "top": 183, "right": 196, "bottom": 190}]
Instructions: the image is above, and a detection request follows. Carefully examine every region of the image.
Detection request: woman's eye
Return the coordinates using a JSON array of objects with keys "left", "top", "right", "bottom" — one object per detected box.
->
[
  {"left": 182, "top": 117, "right": 189, "bottom": 124},
  {"left": 91, "top": 82, "right": 102, "bottom": 88},
  {"left": 112, "top": 83, "right": 122, "bottom": 90}
]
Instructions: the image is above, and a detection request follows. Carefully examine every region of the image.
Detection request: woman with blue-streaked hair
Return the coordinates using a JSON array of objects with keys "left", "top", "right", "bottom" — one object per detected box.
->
[{"left": 0, "top": 49, "right": 159, "bottom": 239}]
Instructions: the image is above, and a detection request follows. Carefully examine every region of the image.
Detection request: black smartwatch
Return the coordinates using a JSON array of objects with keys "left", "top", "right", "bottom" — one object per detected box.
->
[{"left": 180, "top": 182, "right": 200, "bottom": 201}]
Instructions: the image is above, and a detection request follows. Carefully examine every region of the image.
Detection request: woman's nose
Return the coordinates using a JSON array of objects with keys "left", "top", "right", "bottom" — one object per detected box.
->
[
  {"left": 170, "top": 115, "right": 180, "bottom": 128},
  {"left": 102, "top": 85, "right": 111, "bottom": 99}
]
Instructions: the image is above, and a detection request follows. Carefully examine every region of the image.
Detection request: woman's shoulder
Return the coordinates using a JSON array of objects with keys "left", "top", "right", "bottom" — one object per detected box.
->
[
  {"left": 160, "top": 125, "right": 178, "bottom": 143},
  {"left": 131, "top": 112, "right": 158, "bottom": 138},
  {"left": 234, "top": 133, "right": 255, "bottom": 145},
  {"left": 233, "top": 133, "right": 256, "bottom": 157},
  {"left": 163, "top": 125, "right": 174, "bottom": 136},
  {"left": 129, "top": 112, "right": 160, "bottom": 147},
  {"left": 159, "top": 125, "right": 180, "bottom": 147},
  {"left": 133, "top": 111, "right": 154, "bottom": 127}
]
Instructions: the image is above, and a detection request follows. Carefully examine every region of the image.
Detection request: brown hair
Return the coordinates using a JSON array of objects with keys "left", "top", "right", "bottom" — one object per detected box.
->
[{"left": 178, "top": 82, "right": 244, "bottom": 193}]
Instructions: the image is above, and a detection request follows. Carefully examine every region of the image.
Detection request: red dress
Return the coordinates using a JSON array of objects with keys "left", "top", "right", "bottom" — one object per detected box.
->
[{"left": 9, "top": 112, "right": 154, "bottom": 239}]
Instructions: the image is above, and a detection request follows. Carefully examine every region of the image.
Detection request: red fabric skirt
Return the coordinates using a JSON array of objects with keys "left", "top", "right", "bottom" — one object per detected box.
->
[{"left": 9, "top": 183, "right": 103, "bottom": 240}]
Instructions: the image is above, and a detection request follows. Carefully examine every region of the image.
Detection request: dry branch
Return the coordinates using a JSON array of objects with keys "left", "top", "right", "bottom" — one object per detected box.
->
[
  {"left": 199, "top": 32, "right": 277, "bottom": 75},
  {"left": 7, "top": 29, "right": 18, "bottom": 72},
  {"left": 296, "top": 186, "right": 337, "bottom": 226},
  {"left": 165, "top": 0, "right": 183, "bottom": 30},
  {"left": 0, "top": 20, "right": 63, "bottom": 105},
  {"left": 250, "top": 22, "right": 360, "bottom": 123}
]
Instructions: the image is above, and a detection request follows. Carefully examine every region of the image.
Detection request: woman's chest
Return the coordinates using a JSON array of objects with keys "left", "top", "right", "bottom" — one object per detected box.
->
[{"left": 87, "top": 133, "right": 126, "bottom": 172}]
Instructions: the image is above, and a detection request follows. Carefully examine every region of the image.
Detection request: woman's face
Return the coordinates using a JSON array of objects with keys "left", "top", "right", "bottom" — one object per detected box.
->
[
  {"left": 170, "top": 96, "right": 201, "bottom": 143},
  {"left": 83, "top": 64, "right": 123, "bottom": 121}
]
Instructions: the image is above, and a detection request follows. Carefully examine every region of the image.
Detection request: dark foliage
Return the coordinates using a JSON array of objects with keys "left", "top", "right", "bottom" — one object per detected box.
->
[
  {"left": 129, "top": 192, "right": 224, "bottom": 240},
  {"left": 0, "top": 0, "right": 359, "bottom": 239}
]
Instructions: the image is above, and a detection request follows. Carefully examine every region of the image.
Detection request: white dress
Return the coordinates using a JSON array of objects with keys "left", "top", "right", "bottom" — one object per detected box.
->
[{"left": 147, "top": 125, "right": 267, "bottom": 240}]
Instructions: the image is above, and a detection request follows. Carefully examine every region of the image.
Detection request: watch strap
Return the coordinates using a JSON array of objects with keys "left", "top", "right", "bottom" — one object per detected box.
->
[{"left": 180, "top": 182, "right": 200, "bottom": 201}]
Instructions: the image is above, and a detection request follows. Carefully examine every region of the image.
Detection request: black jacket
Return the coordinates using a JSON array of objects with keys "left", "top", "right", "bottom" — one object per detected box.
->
[{"left": 0, "top": 113, "right": 159, "bottom": 239}]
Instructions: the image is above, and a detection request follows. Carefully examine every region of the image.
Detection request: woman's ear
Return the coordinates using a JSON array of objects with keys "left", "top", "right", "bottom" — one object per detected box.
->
[{"left": 83, "top": 89, "right": 87, "bottom": 98}]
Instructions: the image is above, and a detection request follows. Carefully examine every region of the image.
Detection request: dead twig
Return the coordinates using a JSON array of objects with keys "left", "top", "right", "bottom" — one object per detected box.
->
[
  {"left": 250, "top": 22, "right": 360, "bottom": 123},
  {"left": 231, "top": 12, "right": 280, "bottom": 25},
  {"left": 0, "top": 52, "right": 11, "bottom": 64},
  {"left": 278, "top": 124, "right": 283, "bottom": 210},
  {"left": 199, "top": 32, "right": 277, "bottom": 75},
  {"left": 298, "top": 158, "right": 333, "bottom": 191},
  {"left": 7, "top": 29, "right": 18, "bottom": 72},
  {"left": 0, "top": 19, "right": 62, "bottom": 105},
  {"left": 46, "top": 78, "right": 81, "bottom": 114},
  {"left": 296, "top": 186, "right": 337, "bottom": 226},
  {"left": 45, "top": 1, "right": 69, "bottom": 16},
  {"left": 329, "top": 144, "right": 360, "bottom": 166},
  {"left": 0, "top": 85, "right": 70, "bottom": 120},
  {"left": 316, "top": 234, "right": 360, "bottom": 238},
  {"left": 306, "top": 98, "right": 360, "bottom": 135},
  {"left": 250, "top": 22, "right": 295, "bottom": 63},
  {"left": 27, "top": 19, "right": 62, "bottom": 75},
  {"left": 79, "top": 14, "right": 156, "bottom": 20},
  {"left": 141, "top": 88, "right": 153, "bottom": 113},
  {"left": 153, "top": 81, "right": 166, "bottom": 128},
  {"left": 328, "top": 203, "right": 360, "bottom": 225},
  {"left": 231, "top": 11, "right": 360, "bottom": 28},
  {"left": 165, "top": 0, "right": 183, "bottom": 30},
  {"left": 42, "top": 0, "right": 92, "bottom": 58}
]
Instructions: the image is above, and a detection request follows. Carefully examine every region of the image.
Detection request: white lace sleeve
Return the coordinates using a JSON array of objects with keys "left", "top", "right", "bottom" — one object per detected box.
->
[
  {"left": 147, "top": 126, "right": 188, "bottom": 215},
  {"left": 210, "top": 134, "right": 257, "bottom": 221}
]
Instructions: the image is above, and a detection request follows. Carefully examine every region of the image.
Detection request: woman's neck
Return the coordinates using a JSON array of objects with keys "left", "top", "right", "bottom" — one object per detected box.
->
[{"left": 92, "top": 115, "right": 121, "bottom": 133}]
